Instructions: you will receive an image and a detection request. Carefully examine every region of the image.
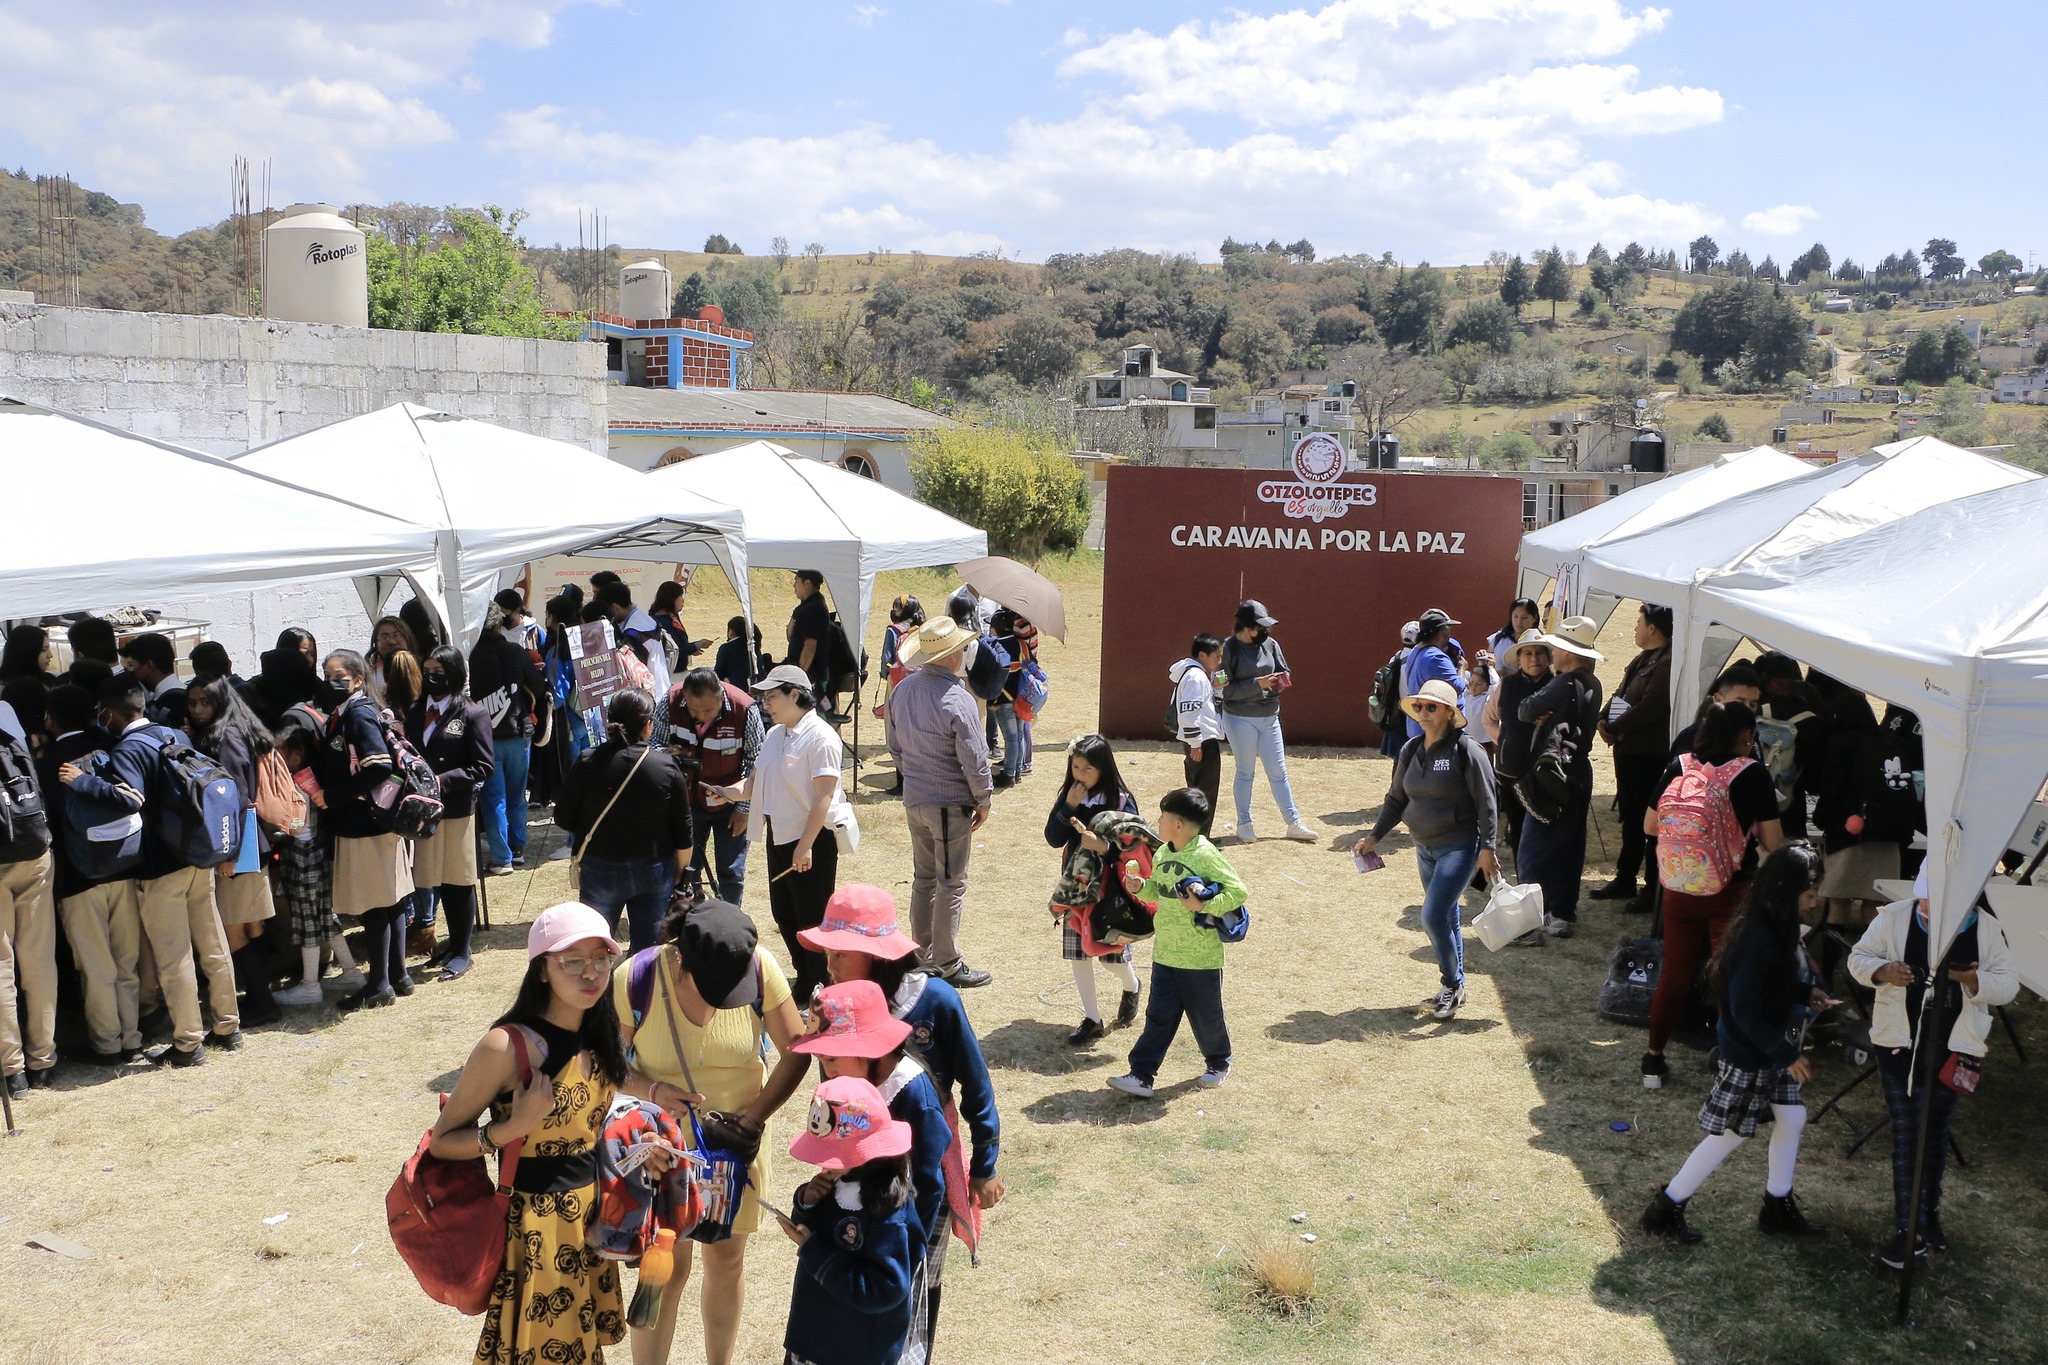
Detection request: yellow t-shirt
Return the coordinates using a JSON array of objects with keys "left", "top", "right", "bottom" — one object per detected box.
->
[{"left": 614, "top": 947, "right": 793, "bottom": 1236}]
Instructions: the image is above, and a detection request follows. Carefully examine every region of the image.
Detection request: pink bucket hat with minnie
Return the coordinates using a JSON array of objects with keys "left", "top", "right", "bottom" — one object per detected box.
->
[
  {"left": 789, "top": 1076, "right": 912, "bottom": 1169},
  {"left": 791, "top": 980, "right": 912, "bottom": 1060},
  {"left": 797, "top": 884, "right": 920, "bottom": 960}
]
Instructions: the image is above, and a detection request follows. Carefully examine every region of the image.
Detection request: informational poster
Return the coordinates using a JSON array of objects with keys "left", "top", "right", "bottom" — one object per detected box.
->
[{"left": 567, "top": 620, "right": 622, "bottom": 742}]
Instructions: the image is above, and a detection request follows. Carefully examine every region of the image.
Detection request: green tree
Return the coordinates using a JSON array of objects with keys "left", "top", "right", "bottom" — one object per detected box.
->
[
  {"left": 1787, "top": 242, "right": 1831, "bottom": 283},
  {"left": 1693, "top": 412, "right": 1733, "bottom": 442},
  {"left": 1688, "top": 234, "right": 1719, "bottom": 273},
  {"left": 1927, "top": 377, "right": 1987, "bottom": 445},
  {"left": 1444, "top": 297, "right": 1516, "bottom": 354},
  {"left": 671, "top": 271, "right": 714, "bottom": 318},
  {"left": 908, "top": 427, "right": 1090, "bottom": 557},
  {"left": 1382, "top": 264, "right": 1449, "bottom": 352},
  {"left": 1921, "top": 238, "right": 1964, "bottom": 281},
  {"left": 1617, "top": 242, "right": 1650, "bottom": 273},
  {"left": 1979, "top": 249, "right": 2023, "bottom": 280},
  {"left": 702, "top": 233, "right": 742, "bottom": 254},
  {"left": 1499, "top": 255, "right": 1532, "bottom": 317},
  {"left": 1534, "top": 246, "right": 1572, "bottom": 321},
  {"left": 1900, "top": 324, "right": 1973, "bottom": 384},
  {"left": 1000, "top": 307, "right": 1090, "bottom": 386},
  {"left": 1284, "top": 238, "right": 1316, "bottom": 263},
  {"left": 1477, "top": 430, "right": 1542, "bottom": 470},
  {"left": 1670, "top": 280, "right": 1811, "bottom": 381},
  {"left": 368, "top": 205, "right": 576, "bottom": 338}
]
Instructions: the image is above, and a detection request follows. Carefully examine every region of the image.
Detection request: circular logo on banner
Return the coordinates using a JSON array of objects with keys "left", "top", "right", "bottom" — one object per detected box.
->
[{"left": 1291, "top": 431, "right": 1346, "bottom": 484}]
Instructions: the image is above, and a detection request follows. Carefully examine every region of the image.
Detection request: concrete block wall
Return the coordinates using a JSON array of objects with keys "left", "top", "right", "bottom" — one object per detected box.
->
[{"left": 0, "top": 301, "right": 612, "bottom": 666}]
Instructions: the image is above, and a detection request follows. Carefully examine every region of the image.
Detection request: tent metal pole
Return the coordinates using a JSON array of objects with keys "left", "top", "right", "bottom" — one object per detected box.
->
[{"left": 1894, "top": 976, "right": 1952, "bottom": 1326}]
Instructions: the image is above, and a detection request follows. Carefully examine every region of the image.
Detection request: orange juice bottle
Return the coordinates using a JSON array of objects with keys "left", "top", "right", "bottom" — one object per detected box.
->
[{"left": 627, "top": 1227, "right": 677, "bottom": 1328}]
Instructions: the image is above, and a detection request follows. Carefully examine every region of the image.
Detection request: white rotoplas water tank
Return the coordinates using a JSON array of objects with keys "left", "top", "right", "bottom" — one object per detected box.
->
[
  {"left": 262, "top": 204, "right": 369, "bottom": 327},
  {"left": 619, "top": 260, "right": 672, "bottom": 320}
]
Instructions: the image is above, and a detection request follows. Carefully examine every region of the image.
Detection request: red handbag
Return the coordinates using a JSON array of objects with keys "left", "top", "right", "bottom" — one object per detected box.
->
[{"left": 386, "top": 1026, "right": 537, "bottom": 1315}]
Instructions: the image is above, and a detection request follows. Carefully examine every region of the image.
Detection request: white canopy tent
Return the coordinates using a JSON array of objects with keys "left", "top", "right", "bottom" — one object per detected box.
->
[
  {"left": 1576, "top": 437, "right": 2038, "bottom": 732},
  {"left": 640, "top": 441, "right": 988, "bottom": 674},
  {"left": 232, "top": 404, "right": 751, "bottom": 645},
  {"left": 1691, "top": 476, "right": 2048, "bottom": 971},
  {"left": 0, "top": 395, "right": 442, "bottom": 620},
  {"left": 1517, "top": 447, "right": 1811, "bottom": 624}
]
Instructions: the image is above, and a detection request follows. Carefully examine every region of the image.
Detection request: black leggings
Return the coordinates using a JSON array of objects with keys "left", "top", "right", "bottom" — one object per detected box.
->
[
  {"left": 766, "top": 832, "right": 838, "bottom": 1003},
  {"left": 357, "top": 903, "right": 408, "bottom": 990},
  {"left": 438, "top": 883, "right": 478, "bottom": 960}
]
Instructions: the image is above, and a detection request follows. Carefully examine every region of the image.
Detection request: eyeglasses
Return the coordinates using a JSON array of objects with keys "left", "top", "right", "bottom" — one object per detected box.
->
[{"left": 551, "top": 953, "right": 619, "bottom": 978}]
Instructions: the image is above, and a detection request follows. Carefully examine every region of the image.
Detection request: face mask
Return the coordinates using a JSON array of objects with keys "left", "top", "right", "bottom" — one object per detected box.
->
[{"left": 424, "top": 674, "right": 453, "bottom": 698}]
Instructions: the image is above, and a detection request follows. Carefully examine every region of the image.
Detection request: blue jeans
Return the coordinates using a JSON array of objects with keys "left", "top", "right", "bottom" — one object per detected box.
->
[
  {"left": 1126, "top": 963, "right": 1231, "bottom": 1085},
  {"left": 1222, "top": 712, "right": 1301, "bottom": 828},
  {"left": 410, "top": 885, "right": 437, "bottom": 930},
  {"left": 687, "top": 805, "right": 751, "bottom": 904},
  {"left": 1414, "top": 840, "right": 1477, "bottom": 990},
  {"left": 578, "top": 856, "right": 677, "bottom": 953},
  {"left": 1517, "top": 787, "right": 1588, "bottom": 922},
  {"left": 993, "top": 705, "right": 1023, "bottom": 778},
  {"left": 479, "top": 736, "right": 532, "bottom": 866}
]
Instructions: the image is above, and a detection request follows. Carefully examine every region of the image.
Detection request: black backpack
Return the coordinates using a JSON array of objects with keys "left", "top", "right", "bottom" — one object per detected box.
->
[
  {"left": 0, "top": 731, "right": 51, "bottom": 864},
  {"left": 1597, "top": 935, "right": 1663, "bottom": 1027},
  {"left": 1854, "top": 711, "right": 1924, "bottom": 842},
  {"left": 964, "top": 638, "right": 1008, "bottom": 704},
  {"left": 1369, "top": 649, "right": 1406, "bottom": 729},
  {"left": 1515, "top": 674, "right": 1594, "bottom": 824},
  {"left": 366, "top": 710, "right": 445, "bottom": 839}
]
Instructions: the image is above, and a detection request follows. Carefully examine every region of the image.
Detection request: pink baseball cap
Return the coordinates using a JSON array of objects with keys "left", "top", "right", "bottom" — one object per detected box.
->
[
  {"left": 791, "top": 980, "right": 912, "bottom": 1060},
  {"left": 797, "top": 884, "right": 921, "bottom": 960},
  {"left": 526, "top": 902, "right": 621, "bottom": 961},
  {"left": 789, "top": 1076, "right": 912, "bottom": 1170}
]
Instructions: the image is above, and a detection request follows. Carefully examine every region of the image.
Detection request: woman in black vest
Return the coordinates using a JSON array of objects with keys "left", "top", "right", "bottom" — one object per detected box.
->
[
  {"left": 1513, "top": 616, "right": 1604, "bottom": 938},
  {"left": 406, "top": 646, "right": 495, "bottom": 980}
]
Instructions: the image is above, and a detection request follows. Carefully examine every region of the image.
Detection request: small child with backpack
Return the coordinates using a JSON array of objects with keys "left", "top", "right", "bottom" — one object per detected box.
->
[
  {"left": 1109, "top": 787, "right": 1246, "bottom": 1098},
  {"left": 1168, "top": 634, "right": 1224, "bottom": 833},
  {"left": 781, "top": 1076, "right": 923, "bottom": 1365}
]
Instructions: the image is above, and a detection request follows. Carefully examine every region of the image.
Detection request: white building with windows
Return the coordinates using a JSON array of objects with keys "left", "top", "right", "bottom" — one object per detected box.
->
[{"left": 1079, "top": 345, "right": 1364, "bottom": 468}]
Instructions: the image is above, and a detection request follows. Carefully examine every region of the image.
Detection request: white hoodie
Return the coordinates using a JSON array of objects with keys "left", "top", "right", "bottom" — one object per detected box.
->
[{"left": 1169, "top": 658, "right": 1223, "bottom": 745}]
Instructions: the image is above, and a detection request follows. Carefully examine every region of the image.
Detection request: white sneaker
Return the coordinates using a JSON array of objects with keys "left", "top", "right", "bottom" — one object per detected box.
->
[
  {"left": 1543, "top": 915, "right": 1574, "bottom": 939},
  {"left": 1233, "top": 824, "right": 1258, "bottom": 843},
  {"left": 1107, "top": 1073, "right": 1155, "bottom": 1099},
  {"left": 274, "top": 981, "right": 325, "bottom": 1007},
  {"left": 1432, "top": 984, "right": 1467, "bottom": 1020},
  {"left": 1198, "top": 1065, "right": 1231, "bottom": 1089},
  {"left": 1282, "top": 822, "right": 1319, "bottom": 843},
  {"left": 321, "top": 970, "right": 367, "bottom": 995}
]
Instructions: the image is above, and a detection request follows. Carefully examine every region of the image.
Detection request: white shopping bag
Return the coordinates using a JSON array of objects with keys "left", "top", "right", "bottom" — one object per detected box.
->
[{"left": 1471, "top": 880, "right": 1545, "bottom": 951}]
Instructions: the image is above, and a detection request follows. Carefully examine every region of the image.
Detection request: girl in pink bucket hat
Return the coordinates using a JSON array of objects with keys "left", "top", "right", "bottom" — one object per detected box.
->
[
  {"left": 801, "top": 885, "right": 1004, "bottom": 1351},
  {"left": 780, "top": 1075, "right": 921, "bottom": 1365},
  {"left": 796, "top": 982, "right": 955, "bottom": 1274}
]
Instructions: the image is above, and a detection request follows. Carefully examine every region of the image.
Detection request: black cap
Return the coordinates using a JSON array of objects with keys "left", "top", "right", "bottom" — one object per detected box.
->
[
  {"left": 678, "top": 900, "right": 759, "bottom": 1009},
  {"left": 1236, "top": 600, "right": 1278, "bottom": 629},
  {"left": 1417, "top": 607, "right": 1460, "bottom": 635}
]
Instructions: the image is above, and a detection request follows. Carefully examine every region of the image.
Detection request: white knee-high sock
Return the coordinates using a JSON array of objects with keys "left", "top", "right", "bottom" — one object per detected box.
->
[
  {"left": 1071, "top": 958, "right": 1101, "bottom": 1022},
  {"left": 1666, "top": 1130, "right": 1747, "bottom": 1202},
  {"left": 299, "top": 945, "right": 322, "bottom": 988},
  {"left": 1766, "top": 1104, "right": 1806, "bottom": 1197},
  {"left": 1105, "top": 957, "right": 1140, "bottom": 993}
]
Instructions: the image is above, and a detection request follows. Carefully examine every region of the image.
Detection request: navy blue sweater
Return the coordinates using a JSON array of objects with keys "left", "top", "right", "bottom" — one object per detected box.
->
[
  {"left": 64, "top": 720, "right": 191, "bottom": 880},
  {"left": 315, "top": 692, "right": 393, "bottom": 840},
  {"left": 1715, "top": 923, "right": 1808, "bottom": 1071},
  {"left": 888, "top": 1063, "right": 953, "bottom": 1248},
  {"left": 895, "top": 975, "right": 1000, "bottom": 1180},
  {"left": 784, "top": 1179, "right": 919, "bottom": 1365}
]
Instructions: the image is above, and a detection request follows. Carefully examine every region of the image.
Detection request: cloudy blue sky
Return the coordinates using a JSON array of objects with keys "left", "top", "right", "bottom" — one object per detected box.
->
[{"left": 3, "top": 1, "right": 2039, "bottom": 270}]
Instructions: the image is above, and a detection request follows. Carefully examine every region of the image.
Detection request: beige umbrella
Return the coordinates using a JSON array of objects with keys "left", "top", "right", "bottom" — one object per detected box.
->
[{"left": 956, "top": 556, "right": 1066, "bottom": 641}]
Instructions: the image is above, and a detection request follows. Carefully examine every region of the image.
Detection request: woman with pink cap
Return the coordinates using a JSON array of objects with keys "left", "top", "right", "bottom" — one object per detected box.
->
[
  {"left": 799, "top": 884, "right": 1004, "bottom": 1350},
  {"left": 427, "top": 902, "right": 654, "bottom": 1365},
  {"left": 779, "top": 1075, "right": 921, "bottom": 1365}
]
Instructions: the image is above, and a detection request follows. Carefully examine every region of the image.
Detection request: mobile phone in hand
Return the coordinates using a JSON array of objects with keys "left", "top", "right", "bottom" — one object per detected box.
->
[{"left": 1354, "top": 847, "right": 1385, "bottom": 873}]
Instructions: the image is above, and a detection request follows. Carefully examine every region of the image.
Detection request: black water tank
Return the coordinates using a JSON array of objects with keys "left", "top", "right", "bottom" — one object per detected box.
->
[
  {"left": 1628, "top": 430, "right": 1666, "bottom": 472},
  {"left": 1365, "top": 435, "right": 1400, "bottom": 468}
]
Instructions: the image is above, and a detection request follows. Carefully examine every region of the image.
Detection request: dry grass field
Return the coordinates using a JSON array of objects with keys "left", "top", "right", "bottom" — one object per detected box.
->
[{"left": 5, "top": 555, "right": 2046, "bottom": 1365}]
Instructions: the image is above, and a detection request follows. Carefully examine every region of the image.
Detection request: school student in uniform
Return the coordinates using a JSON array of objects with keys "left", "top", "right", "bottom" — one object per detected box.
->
[
  {"left": 37, "top": 684, "right": 138, "bottom": 1064},
  {"left": 406, "top": 646, "right": 495, "bottom": 979}
]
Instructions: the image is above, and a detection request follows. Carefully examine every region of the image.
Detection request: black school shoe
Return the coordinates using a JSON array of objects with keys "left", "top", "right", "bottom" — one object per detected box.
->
[
  {"left": 1758, "top": 1193, "right": 1826, "bottom": 1237},
  {"left": 4, "top": 1071, "right": 26, "bottom": 1098},
  {"left": 26, "top": 1065, "right": 56, "bottom": 1089},
  {"left": 1117, "top": 989, "right": 1141, "bottom": 1027},
  {"left": 1589, "top": 878, "right": 1638, "bottom": 901},
  {"left": 1067, "top": 1017, "right": 1105, "bottom": 1046},
  {"left": 205, "top": 1029, "right": 245, "bottom": 1052},
  {"left": 151, "top": 1044, "right": 206, "bottom": 1068},
  {"left": 1640, "top": 1188, "right": 1703, "bottom": 1244}
]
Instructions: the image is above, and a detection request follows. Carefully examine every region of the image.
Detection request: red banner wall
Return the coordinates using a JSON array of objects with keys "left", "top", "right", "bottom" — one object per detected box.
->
[{"left": 1098, "top": 466, "right": 1526, "bottom": 748}]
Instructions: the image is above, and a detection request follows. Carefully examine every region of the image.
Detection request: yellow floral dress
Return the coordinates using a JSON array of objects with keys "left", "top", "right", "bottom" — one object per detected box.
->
[{"left": 475, "top": 1038, "right": 626, "bottom": 1365}]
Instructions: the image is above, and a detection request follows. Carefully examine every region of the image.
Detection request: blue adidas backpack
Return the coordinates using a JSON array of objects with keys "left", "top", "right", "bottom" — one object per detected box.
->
[{"left": 154, "top": 738, "right": 244, "bottom": 869}]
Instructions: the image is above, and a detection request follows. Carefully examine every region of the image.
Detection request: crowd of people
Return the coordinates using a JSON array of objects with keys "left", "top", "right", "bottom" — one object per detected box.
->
[{"left": 0, "top": 568, "right": 2023, "bottom": 1361}]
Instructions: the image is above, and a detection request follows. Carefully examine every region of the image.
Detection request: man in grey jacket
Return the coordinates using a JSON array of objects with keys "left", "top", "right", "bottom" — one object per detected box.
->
[{"left": 884, "top": 618, "right": 994, "bottom": 987}]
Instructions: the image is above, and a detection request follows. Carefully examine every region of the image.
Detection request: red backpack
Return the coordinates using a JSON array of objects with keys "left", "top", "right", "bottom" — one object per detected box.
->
[
  {"left": 1655, "top": 755, "right": 1754, "bottom": 896},
  {"left": 386, "top": 1026, "right": 536, "bottom": 1315}
]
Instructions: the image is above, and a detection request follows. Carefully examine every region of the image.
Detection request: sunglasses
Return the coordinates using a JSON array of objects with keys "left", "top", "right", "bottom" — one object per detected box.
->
[
  {"left": 1413, "top": 701, "right": 1447, "bottom": 713},
  {"left": 551, "top": 952, "right": 619, "bottom": 978}
]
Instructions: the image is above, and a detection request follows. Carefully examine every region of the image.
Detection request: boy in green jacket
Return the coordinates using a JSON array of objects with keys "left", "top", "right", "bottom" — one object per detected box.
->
[{"left": 1109, "top": 788, "right": 1246, "bottom": 1099}]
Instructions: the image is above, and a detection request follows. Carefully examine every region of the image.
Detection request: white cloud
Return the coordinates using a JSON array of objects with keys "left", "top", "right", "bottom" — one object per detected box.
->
[
  {"left": 1741, "top": 203, "right": 1820, "bottom": 235},
  {"left": 500, "top": 1, "right": 1722, "bottom": 260},
  {"left": 851, "top": 5, "right": 886, "bottom": 26},
  {"left": 0, "top": 2, "right": 573, "bottom": 213}
]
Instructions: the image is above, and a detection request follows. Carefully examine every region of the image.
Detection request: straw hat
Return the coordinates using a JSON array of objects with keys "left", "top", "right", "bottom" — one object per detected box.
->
[
  {"left": 1399, "top": 678, "right": 1467, "bottom": 727},
  {"left": 900, "top": 616, "right": 974, "bottom": 666},
  {"left": 1503, "top": 627, "right": 1553, "bottom": 666},
  {"left": 1541, "top": 615, "right": 1604, "bottom": 661}
]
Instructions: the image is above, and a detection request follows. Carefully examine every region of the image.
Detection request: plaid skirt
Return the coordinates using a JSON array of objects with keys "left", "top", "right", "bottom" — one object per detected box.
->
[
  {"left": 1061, "top": 915, "right": 1132, "bottom": 963},
  {"left": 1699, "top": 1060, "right": 1802, "bottom": 1137},
  {"left": 276, "top": 820, "right": 338, "bottom": 948}
]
